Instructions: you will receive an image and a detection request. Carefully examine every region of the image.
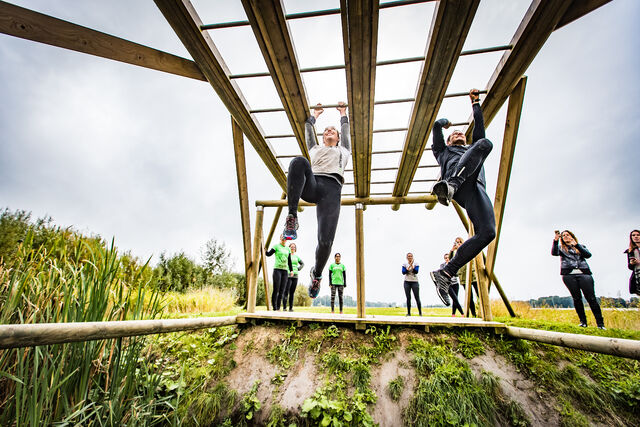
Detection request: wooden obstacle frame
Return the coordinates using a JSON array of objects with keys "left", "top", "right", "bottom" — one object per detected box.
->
[{"left": 1, "top": 0, "right": 629, "bottom": 358}]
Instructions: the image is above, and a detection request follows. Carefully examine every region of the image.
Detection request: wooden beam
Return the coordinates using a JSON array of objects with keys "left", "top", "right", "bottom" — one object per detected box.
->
[
  {"left": 260, "top": 239, "right": 271, "bottom": 311},
  {"left": 247, "top": 207, "right": 264, "bottom": 313},
  {"left": 555, "top": 0, "right": 612, "bottom": 31},
  {"left": 0, "top": 1, "right": 206, "bottom": 81},
  {"left": 256, "top": 194, "right": 436, "bottom": 207},
  {"left": 341, "top": 0, "right": 379, "bottom": 197},
  {"left": 474, "top": 247, "right": 492, "bottom": 321},
  {"left": 154, "top": 0, "right": 287, "bottom": 190},
  {"left": 464, "top": 0, "right": 571, "bottom": 139},
  {"left": 0, "top": 316, "right": 237, "bottom": 349},
  {"left": 464, "top": 251, "right": 473, "bottom": 317},
  {"left": 485, "top": 77, "right": 526, "bottom": 279},
  {"left": 242, "top": 0, "right": 313, "bottom": 159},
  {"left": 355, "top": 203, "right": 366, "bottom": 318},
  {"left": 232, "top": 118, "right": 253, "bottom": 278},
  {"left": 393, "top": 0, "right": 479, "bottom": 197}
]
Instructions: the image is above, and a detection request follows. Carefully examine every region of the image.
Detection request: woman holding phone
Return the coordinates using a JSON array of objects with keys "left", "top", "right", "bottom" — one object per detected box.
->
[
  {"left": 552, "top": 230, "right": 605, "bottom": 329},
  {"left": 625, "top": 229, "right": 640, "bottom": 296}
]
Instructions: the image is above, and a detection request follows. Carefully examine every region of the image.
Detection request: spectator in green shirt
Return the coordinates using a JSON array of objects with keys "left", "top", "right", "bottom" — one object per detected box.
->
[
  {"left": 283, "top": 243, "right": 304, "bottom": 312},
  {"left": 329, "top": 253, "right": 346, "bottom": 314},
  {"left": 266, "top": 235, "right": 293, "bottom": 311}
]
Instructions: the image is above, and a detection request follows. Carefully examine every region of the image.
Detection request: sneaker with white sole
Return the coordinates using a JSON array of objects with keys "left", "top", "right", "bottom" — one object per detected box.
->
[
  {"left": 431, "top": 181, "right": 455, "bottom": 206},
  {"left": 308, "top": 267, "right": 322, "bottom": 298},
  {"left": 283, "top": 214, "right": 298, "bottom": 240},
  {"left": 430, "top": 269, "right": 451, "bottom": 306}
]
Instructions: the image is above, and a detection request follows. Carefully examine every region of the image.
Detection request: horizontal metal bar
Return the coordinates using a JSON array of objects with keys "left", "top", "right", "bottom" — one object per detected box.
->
[
  {"left": 256, "top": 194, "right": 436, "bottom": 207},
  {"left": 266, "top": 134, "right": 295, "bottom": 139},
  {"left": 344, "top": 178, "right": 436, "bottom": 185},
  {"left": 0, "top": 316, "right": 238, "bottom": 349},
  {"left": 200, "top": 20, "right": 250, "bottom": 31},
  {"left": 344, "top": 164, "right": 437, "bottom": 173},
  {"left": 443, "top": 90, "right": 487, "bottom": 98},
  {"left": 373, "top": 127, "right": 408, "bottom": 133},
  {"left": 449, "top": 121, "right": 470, "bottom": 127},
  {"left": 459, "top": 44, "right": 513, "bottom": 56}
]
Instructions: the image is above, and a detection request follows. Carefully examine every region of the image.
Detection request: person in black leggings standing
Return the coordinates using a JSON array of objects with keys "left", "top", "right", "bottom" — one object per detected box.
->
[
  {"left": 282, "top": 102, "right": 350, "bottom": 298},
  {"left": 402, "top": 252, "right": 422, "bottom": 316},
  {"left": 429, "top": 89, "right": 496, "bottom": 306},
  {"left": 266, "top": 235, "right": 293, "bottom": 311},
  {"left": 552, "top": 230, "right": 605, "bottom": 329},
  {"left": 284, "top": 243, "right": 304, "bottom": 311},
  {"left": 449, "top": 237, "right": 478, "bottom": 317},
  {"left": 441, "top": 253, "right": 464, "bottom": 317}
]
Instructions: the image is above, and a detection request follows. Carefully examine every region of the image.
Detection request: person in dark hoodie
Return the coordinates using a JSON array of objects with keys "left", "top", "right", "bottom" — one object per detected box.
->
[
  {"left": 429, "top": 89, "right": 496, "bottom": 306},
  {"left": 624, "top": 229, "right": 640, "bottom": 296},
  {"left": 552, "top": 230, "right": 605, "bottom": 329}
]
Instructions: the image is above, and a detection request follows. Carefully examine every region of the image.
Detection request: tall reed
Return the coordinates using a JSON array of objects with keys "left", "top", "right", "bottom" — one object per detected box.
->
[{"left": 0, "top": 231, "right": 167, "bottom": 425}]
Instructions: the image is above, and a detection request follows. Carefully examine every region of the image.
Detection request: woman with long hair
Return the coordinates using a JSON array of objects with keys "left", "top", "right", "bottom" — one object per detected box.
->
[
  {"left": 625, "top": 229, "right": 640, "bottom": 296},
  {"left": 552, "top": 230, "right": 605, "bottom": 329},
  {"left": 402, "top": 252, "right": 422, "bottom": 316},
  {"left": 284, "top": 243, "right": 304, "bottom": 311}
]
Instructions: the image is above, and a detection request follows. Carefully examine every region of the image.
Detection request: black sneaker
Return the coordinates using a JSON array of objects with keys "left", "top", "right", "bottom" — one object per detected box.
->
[
  {"left": 283, "top": 214, "right": 298, "bottom": 240},
  {"left": 308, "top": 268, "right": 322, "bottom": 298},
  {"left": 579, "top": 323, "right": 587, "bottom": 327},
  {"left": 597, "top": 325, "right": 606, "bottom": 330},
  {"left": 430, "top": 269, "right": 451, "bottom": 306},
  {"left": 431, "top": 181, "right": 455, "bottom": 206}
]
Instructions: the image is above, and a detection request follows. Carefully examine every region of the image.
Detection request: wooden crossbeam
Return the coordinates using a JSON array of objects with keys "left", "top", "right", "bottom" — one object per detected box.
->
[
  {"left": 242, "top": 0, "right": 314, "bottom": 159},
  {"left": 555, "top": 0, "right": 612, "bottom": 31},
  {"left": 464, "top": 0, "right": 571, "bottom": 139},
  {"left": 393, "top": 0, "right": 479, "bottom": 197},
  {"left": 485, "top": 77, "right": 526, "bottom": 279},
  {"left": 153, "top": 0, "right": 286, "bottom": 190},
  {"left": 341, "top": 0, "right": 379, "bottom": 197},
  {"left": 0, "top": 1, "right": 205, "bottom": 81}
]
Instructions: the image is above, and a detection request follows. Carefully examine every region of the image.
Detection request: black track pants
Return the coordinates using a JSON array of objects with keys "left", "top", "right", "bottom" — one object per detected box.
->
[
  {"left": 330, "top": 285, "right": 344, "bottom": 312},
  {"left": 463, "top": 282, "right": 478, "bottom": 317},
  {"left": 272, "top": 269, "right": 288, "bottom": 311},
  {"left": 287, "top": 157, "right": 342, "bottom": 277},
  {"left": 449, "top": 282, "right": 464, "bottom": 316},
  {"left": 286, "top": 277, "right": 298, "bottom": 309},
  {"left": 404, "top": 281, "right": 422, "bottom": 315},
  {"left": 562, "top": 274, "right": 604, "bottom": 326},
  {"left": 279, "top": 275, "right": 292, "bottom": 310}
]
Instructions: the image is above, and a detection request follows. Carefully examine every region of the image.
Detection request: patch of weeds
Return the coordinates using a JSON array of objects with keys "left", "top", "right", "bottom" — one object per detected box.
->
[
  {"left": 271, "top": 371, "right": 286, "bottom": 391},
  {"left": 324, "top": 324, "right": 341, "bottom": 339},
  {"left": 301, "top": 386, "right": 375, "bottom": 427},
  {"left": 404, "top": 338, "right": 496, "bottom": 426},
  {"left": 309, "top": 322, "right": 321, "bottom": 330},
  {"left": 267, "top": 403, "right": 288, "bottom": 427},
  {"left": 267, "top": 325, "right": 304, "bottom": 369},
  {"left": 242, "top": 339, "right": 255, "bottom": 355},
  {"left": 559, "top": 400, "right": 589, "bottom": 427},
  {"left": 240, "top": 380, "right": 262, "bottom": 423},
  {"left": 388, "top": 376, "right": 404, "bottom": 402},
  {"left": 481, "top": 371, "right": 530, "bottom": 427},
  {"left": 456, "top": 330, "right": 485, "bottom": 359},
  {"left": 505, "top": 400, "right": 531, "bottom": 427},
  {"left": 365, "top": 325, "right": 397, "bottom": 356},
  {"left": 352, "top": 360, "right": 371, "bottom": 392},
  {"left": 184, "top": 382, "right": 237, "bottom": 425}
]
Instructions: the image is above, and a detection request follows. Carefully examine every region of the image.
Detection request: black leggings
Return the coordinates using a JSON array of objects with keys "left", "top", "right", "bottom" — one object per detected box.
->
[
  {"left": 462, "top": 282, "right": 478, "bottom": 317},
  {"left": 444, "top": 140, "right": 496, "bottom": 277},
  {"left": 272, "top": 269, "right": 288, "bottom": 311},
  {"left": 287, "top": 157, "right": 342, "bottom": 277},
  {"left": 449, "top": 282, "right": 464, "bottom": 316},
  {"left": 286, "top": 277, "right": 298, "bottom": 309},
  {"left": 403, "top": 281, "right": 422, "bottom": 315},
  {"left": 330, "top": 285, "right": 344, "bottom": 312},
  {"left": 562, "top": 274, "right": 604, "bottom": 326}
]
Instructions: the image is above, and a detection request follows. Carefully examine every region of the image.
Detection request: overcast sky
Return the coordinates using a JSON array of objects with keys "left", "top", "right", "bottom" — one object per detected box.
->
[{"left": 1, "top": 0, "right": 638, "bottom": 307}]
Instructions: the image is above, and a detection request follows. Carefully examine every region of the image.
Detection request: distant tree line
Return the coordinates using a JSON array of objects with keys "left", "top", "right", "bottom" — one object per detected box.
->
[{"left": 527, "top": 296, "right": 639, "bottom": 308}]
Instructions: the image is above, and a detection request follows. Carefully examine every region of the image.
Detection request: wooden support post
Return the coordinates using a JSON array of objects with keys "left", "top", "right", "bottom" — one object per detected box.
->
[
  {"left": 232, "top": 118, "right": 253, "bottom": 279},
  {"left": 355, "top": 203, "right": 366, "bottom": 318},
  {"left": 474, "top": 251, "right": 492, "bottom": 321},
  {"left": 258, "top": 192, "right": 286, "bottom": 275},
  {"left": 247, "top": 206, "right": 264, "bottom": 313},
  {"left": 485, "top": 77, "right": 527, "bottom": 279},
  {"left": 260, "top": 240, "right": 271, "bottom": 311},
  {"left": 464, "top": 248, "right": 473, "bottom": 317}
]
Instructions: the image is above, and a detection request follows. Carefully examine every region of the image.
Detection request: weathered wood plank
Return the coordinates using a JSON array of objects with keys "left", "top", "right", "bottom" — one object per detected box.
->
[
  {"left": 355, "top": 203, "right": 366, "bottom": 317},
  {"left": 393, "top": 0, "right": 479, "bottom": 197},
  {"left": 247, "top": 207, "right": 264, "bottom": 313},
  {"left": 232, "top": 118, "right": 253, "bottom": 279},
  {"left": 0, "top": 1, "right": 206, "bottom": 81},
  {"left": 341, "top": 0, "right": 379, "bottom": 197},
  {"left": 242, "top": 0, "right": 313, "bottom": 159},
  {"left": 555, "top": 0, "right": 612, "bottom": 31},
  {"left": 485, "top": 77, "right": 526, "bottom": 278},
  {"left": 154, "top": 0, "right": 286, "bottom": 190}
]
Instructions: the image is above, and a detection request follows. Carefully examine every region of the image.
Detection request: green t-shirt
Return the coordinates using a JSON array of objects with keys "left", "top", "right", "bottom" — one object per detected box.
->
[
  {"left": 329, "top": 263, "right": 346, "bottom": 286},
  {"left": 291, "top": 254, "right": 303, "bottom": 276},
  {"left": 271, "top": 243, "right": 291, "bottom": 271}
]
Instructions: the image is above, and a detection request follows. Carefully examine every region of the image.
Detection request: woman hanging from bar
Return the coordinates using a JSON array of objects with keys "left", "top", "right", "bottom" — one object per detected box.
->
[
  {"left": 625, "top": 229, "right": 640, "bottom": 296},
  {"left": 266, "top": 235, "right": 293, "bottom": 311},
  {"left": 552, "top": 230, "right": 605, "bottom": 329},
  {"left": 402, "top": 252, "right": 422, "bottom": 316},
  {"left": 282, "top": 102, "right": 350, "bottom": 298},
  {"left": 429, "top": 89, "right": 496, "bottom": 306},
  {"left": 283, "top": 243, "right": 304, "bottom": 312}
]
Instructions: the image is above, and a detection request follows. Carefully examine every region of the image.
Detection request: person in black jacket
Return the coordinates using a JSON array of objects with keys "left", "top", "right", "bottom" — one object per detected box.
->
[
  {"left": 429, "top": 89, "right": 496, "bottom": 306},
  {"left": 441, "top": 253, "right": 464, "bottom": 317},
  {"left": 625, "top": 229, "right": 640, "bottom": 296},
  {"left": 552, "top": 230, "right": 605, "bottom": 329}
]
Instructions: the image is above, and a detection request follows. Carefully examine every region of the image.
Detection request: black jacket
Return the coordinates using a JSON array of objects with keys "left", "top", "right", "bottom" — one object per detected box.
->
[
  {"left": 432, "top": 103, "right": 487, "bottom": 187},
  {"left": 624, "top": 248, "right": 640, "bottom": 295},
  {"left": 551, "top": 239, "right": 592, "bottom": 275}
]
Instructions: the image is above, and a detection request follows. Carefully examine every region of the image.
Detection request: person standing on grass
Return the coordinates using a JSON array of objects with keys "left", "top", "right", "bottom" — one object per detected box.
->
[
  {"left": 402, "top": 252, "right": 422, "bottom": 316},
  {"left": 281, "top": 102, "right": 350, "bottom": 300},
  {"left": 449, "top": 237, "right": 478, "bottom": 317},
  {"left": 266, "top": 235, "right": 293, "bottom": 311},
  {"left": 429, "top": 89, "right": 496, "bottom": 306},
  {"left": 552, "top": 230, "right": 605, "bottom": 329},
  {"left": 625, "top": 229, "right": 640, "bottom": 296},
  {"left": 284, "top": 243, "right": 304, "bottom": 312},
  {"left": 329, "top": 253, "right": 346, "bottom": 314},
  {"left": 441, "top": 253, "right": 464, "bottom": 317}
]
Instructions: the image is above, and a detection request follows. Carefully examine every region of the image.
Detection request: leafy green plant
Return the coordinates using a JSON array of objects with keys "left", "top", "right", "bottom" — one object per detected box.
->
[
  {"left": 324, "top": 324, "right": 341, "bottom": 339},
  {"left": 388, "top": 376, "right": 404, "bottom": 402},
  {"left": 240, "top": 381, "right": 262, "bottom": 421},
  {"left": 456, "top": 330, "right": 486, "bottom": 359},
  {"left": 301, "top": 388, "right": 375, "bottom": 427}
]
